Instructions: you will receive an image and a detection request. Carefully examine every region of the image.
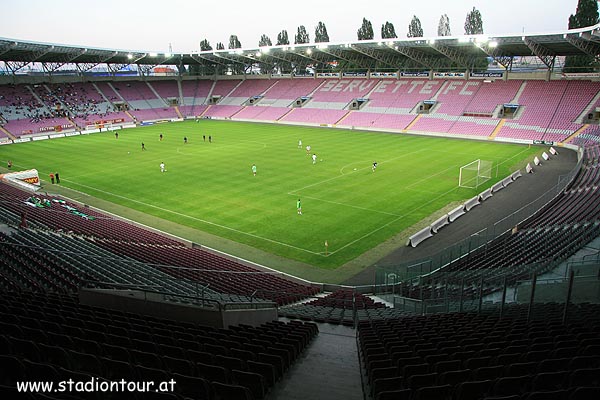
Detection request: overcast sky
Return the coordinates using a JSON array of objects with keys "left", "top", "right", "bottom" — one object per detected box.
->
[{"left": 0, "top": 0, "right": 584, "bottom": 52}]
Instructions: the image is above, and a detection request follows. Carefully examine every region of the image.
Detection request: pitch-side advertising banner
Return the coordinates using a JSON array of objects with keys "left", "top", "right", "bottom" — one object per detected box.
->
[{"left": 0, "top": 169, "right": 41, "bottom": 191}]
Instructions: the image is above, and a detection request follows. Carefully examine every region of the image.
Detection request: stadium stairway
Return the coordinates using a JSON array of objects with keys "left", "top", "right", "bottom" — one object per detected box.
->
[
  {"left": 174, "top": 105, "right": 183, "bottom": 119},
  {"left": 487, "top": 118, "right": 506, "bottom": 140},
  {"left": 563, "top": 124, "right": 591, "bottom": 144},
  {"left": 0, "top": 126, "right": 15, "bottom": 140},
  {"left": 267, "top": 322, "right": 363, "bottom": 400},
  {"left": 403, "top": 114, "right": 422, "bottom": 132}
]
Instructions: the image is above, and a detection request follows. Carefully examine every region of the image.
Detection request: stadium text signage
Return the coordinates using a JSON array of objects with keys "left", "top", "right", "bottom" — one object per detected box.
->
[
  {"left": 371, "top": 72, "right": 398, "bottom": 78},
  {"left": 434, "top": 72, "right": 465, "bottom": 78},
  {"left": 400, "top": 72, "right": 429, "bottom": 77},
  {"left": 342, "top": 72, "right": 367, "bottom": 77},
  {"left": 471, "top": 72, "right": 504, "bottom": 78}
]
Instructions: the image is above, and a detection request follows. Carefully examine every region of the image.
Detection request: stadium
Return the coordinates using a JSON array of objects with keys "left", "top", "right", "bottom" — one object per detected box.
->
[{"left": 1, "top": 2, "right": 600, "bottom": 399}]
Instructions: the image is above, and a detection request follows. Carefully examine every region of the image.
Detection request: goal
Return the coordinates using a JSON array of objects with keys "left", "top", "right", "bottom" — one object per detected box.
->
[{"left": 459, "top": 159, "right": 493, "bottom": 189}]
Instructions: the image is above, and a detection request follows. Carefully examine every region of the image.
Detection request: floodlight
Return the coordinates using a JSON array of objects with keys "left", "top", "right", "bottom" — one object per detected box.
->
[
  {"left": 127, "top": 54, "right": 133, "bottom": 59},
  {"left": 255, "top": 51, "right": 261, "bottom": 57},
  {"left": 306, "top": 48, "right": 312, "bottom": 54},
  {"left": 488, "top": 41, "right": 498, "bottom": 48},
  {"left": 148, "top": 52, "right": 158, "bottom": 57},
  {"left": 164, "top": 53, "right": 172, "bottom": 58}
]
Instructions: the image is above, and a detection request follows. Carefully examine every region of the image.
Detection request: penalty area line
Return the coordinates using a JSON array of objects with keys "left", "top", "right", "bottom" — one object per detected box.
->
[{"left": 62, "top": 179, "right": 324, "bottom": 256}]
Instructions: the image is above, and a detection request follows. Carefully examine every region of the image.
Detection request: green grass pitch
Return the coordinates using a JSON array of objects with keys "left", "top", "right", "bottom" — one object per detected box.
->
[{"left": 0, "top": 120, "right": 540, "bottom": 272}]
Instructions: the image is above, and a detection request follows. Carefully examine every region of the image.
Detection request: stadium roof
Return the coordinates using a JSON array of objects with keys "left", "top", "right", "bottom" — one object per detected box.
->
[{"left": 1, "top": 24, "right": 599, "bottom": 74}]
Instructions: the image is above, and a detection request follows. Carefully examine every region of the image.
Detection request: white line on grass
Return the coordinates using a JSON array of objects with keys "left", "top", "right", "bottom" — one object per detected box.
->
[
  {"left": 298, "top": 195, "right": 402, "bottom": 217},
  {"left": 61, "top": 179, "right": 324, "bottom": 256},
  {"left": 325, "top": 183, "right": 462, "bottom": 256},
  {"left": 289, "top": 148, "right": 428, "bottom": 194},
  {"left": 324, "top": 147, "right": 534, "bottom": 256}
]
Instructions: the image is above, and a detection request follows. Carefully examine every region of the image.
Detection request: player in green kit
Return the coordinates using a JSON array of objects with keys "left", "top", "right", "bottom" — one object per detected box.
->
[
  {"left": 252, "top": 164, "right": 257, "bottom": 176},
  {"left": 297, "top": 199, "right": 302, "bottom": 215}
]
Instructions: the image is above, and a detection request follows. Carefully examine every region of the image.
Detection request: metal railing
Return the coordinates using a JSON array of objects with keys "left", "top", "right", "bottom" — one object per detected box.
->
[
  {"left": 81, "top": 280, "right": 277, "bottom": 311},
  {"left": 375, "top": 147, "right": 584, "bottom": 285}
]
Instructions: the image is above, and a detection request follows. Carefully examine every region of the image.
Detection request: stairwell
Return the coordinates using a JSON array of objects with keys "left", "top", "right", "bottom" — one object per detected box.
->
[
  {"left": 403, "top": 114, "right": 423, "bottom": 132},
  {"left": 335, "top": 111, "right": 352, "bottom": 125},
  {"left": 145, "top": 81, "right": 169, "bottom": 106},
  {"left": 488, "top": 119, "right": 507, "bottom": 140},
  {"left": 0, "top": 125, "right": 16, "bottom": 140},
  {"left": 177, "top": 78, "right": 185, "bottom": 106},
  {"left": 269, "top": 323, "right": 363, "bottom": 400},
  {"left": 576, "top": 90, "right": 600, "bottom": 124},
  {"left": 199, "top": 105, "right": 211, "bottom": 118},
  {"left": 261, "top": 80, "right": 280, "bottom": 97},
  {"left": 174, "top": 106, "right": 184, "bottom": 119},
  {"left": 107, "top": 82, "right": 128, "bottom": 103},
  {"left": 92, "top": 83, "right": 112, "bottom": 104},
  {"left": 26, "top": 85, "right": 52, "bottom": 114},
  {"left": 563, "top": 124, "right": 590, "bottom": 144},
  {"left": 510, "top": 81, "right": 528, "bottom": 104},
  {"left": 277, "top": 108, "right": 294, "bottom": 121},
  {"left": 430, "top": 80, "right": 449, "bottom": 101}
]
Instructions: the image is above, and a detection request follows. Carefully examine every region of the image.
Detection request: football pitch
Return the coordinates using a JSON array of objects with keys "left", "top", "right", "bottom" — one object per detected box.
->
[{"left": 1, "top": 120, "right": 541, "bottom": 274}]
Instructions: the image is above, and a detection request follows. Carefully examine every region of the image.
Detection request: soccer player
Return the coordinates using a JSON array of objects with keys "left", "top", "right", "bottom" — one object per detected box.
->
[
  {"left": 297, "top": 198, "right": 302, "bottom": 215},
  {"left": 252, "top": 164, "right": 257, "bottom": 176},
  {"left": 312, "top": 154, "right": 317, "bottom": 164},
  {"left": 306, "top": 145, "right": 311, "bottom": 155},
  {"left": 184, "top": 136, "right": 188, "bottom": 144},
  {"left": 141, "top": 142, "right": 146, "bottom": 151},
  {"left": 209, "top": 135, "right": 212, "bottom": 143},
  {"left": 115, "top": 132, "right": 118, "bottom": 139},
  {"left": 160, "top": 162, "right": 166, "bottom": 172},
  {"left": 298, "top": 139, "right": 302, "bottom": 149},
  {"left": 159, "top": 133, "right": 163, "bottom": 141},
  {"left": 372, "top": 161, "right": 378, "bottom": 172}
]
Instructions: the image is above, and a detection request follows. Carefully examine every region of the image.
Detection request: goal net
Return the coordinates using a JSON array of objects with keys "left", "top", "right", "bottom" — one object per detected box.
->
[{"left": 459, "top": 159, "right": 493, "bottom": 189}]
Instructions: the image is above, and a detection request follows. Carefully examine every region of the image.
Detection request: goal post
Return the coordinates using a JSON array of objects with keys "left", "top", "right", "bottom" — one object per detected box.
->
[{"left": 459, "top": 159, "right": 493, "bottom": 189}]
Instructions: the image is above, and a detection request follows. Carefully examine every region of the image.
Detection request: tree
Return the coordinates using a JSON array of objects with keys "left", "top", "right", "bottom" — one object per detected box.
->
[
  {"left": 437, "top": 14, "right": 451, "bottom": 36},
  {"left": 216, "top": 42, "right": 225, "bottom": 50},
  {"left": 569, "top": 0, "right": 599, "bottom": 27},
  {"left": 228, "top": 35, "right": 242, "bottom": 49},
  {"left": 295, "top": 25, "right": 309, "bottom": 44},
  {"left": 277, "top": 30, "right": 289, "bottom": 45},
  {"left": 357, "top": 18, "right": 374, "bottom": 40},
  {"left": 381, "top": 21, "right": 397, "bottom": 39},
  {"left": 564, "top": 0, "right": 599, "bottom": 72},
  {"left": 464, "top": 7, "right": 484, "bottom": 34},
  {"left": 259, "top": 34, "right": 272, "bottom": 47},
  {"left": 257, "top": 35, "right": 273, "bottom": 74},
  {"left": 191, "top": 39, "right": 216, "bottom": 76},
  {"left": 200, "top": 39, "right": 212, "bottom": 51},
  {"left": 407, "top": 15, "right": 424, "bottom": 38},
  {"left": 315, "top": 21, "right": 330, "bottom": 43}
]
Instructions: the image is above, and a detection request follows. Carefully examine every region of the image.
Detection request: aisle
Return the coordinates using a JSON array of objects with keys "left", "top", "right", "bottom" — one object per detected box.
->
[{"left": 268, "top": 322, "right": 364, "bottom": 400}]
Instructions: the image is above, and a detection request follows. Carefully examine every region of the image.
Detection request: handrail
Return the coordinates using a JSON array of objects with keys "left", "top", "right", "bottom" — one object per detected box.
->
[
  {"left": 83, "top": 280, "right": 277, "bottom": 311},
  {"left": 376, "top": 146, "right": 584, "bottom": 284}
]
